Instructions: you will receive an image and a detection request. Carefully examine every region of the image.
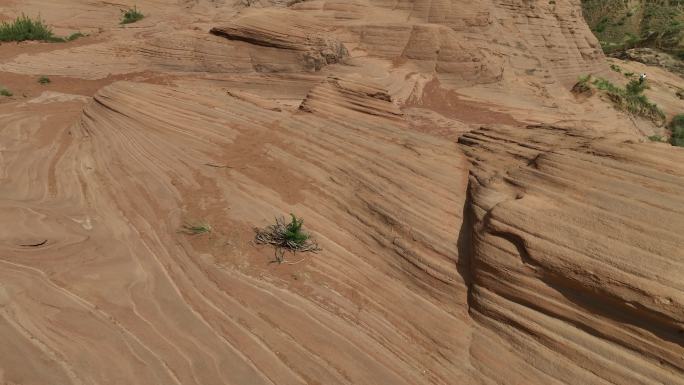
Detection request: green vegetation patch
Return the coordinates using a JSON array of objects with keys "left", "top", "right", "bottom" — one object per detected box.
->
[
  {"left": 254, "top": 214, "right": 321, "bottom": 264},
  {"left": 121, "top": 6, "right": 145, "bottom": 24},
  {"left": 670, "top": 114, "right": 684, "bottom": 147},
  {"left": 38, "top": 76, "right": 51, "bottom": 85},
  {"left": 572, "top": 74, "right": 593, "bottom": 94},
  {"left": 0, "top": 87, "right": 12, "bottom": 97},
  {"left": 582, "top": 0, "right": 684, "bottom": 55},
  {"left": 0, "top": 14, "right": 62, "bottom": 42},
  {"left": 65, "top": 32, "right": 85, "bottom": 41},
  {"left": 0, "top": 15, "right": 85, "bottom": 43},
  {"left": 573, "top": 75, "right": 665, "bottom": 124},
  {"left": 181, "top": 222, "right": 212, "bottom": 235}
]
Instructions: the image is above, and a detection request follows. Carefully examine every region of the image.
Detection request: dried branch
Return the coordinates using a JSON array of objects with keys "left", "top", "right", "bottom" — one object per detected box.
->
[{"left": 254, "top": 215, "right": 321, "bottom": 263}]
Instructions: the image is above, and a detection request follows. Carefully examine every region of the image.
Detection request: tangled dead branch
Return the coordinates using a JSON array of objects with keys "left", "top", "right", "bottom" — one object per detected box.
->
[{"left": 254, "top": 214, "right": 321, "bottom": 264}]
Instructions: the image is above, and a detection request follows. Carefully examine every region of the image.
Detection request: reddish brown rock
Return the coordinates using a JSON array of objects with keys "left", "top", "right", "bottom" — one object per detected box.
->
[{"left": 0, "top": 0, "right": 682, "bottom": 384}]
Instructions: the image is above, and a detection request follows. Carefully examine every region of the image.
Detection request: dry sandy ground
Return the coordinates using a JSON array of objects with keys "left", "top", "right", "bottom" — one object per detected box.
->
[{"left": 0, "top": 1, "right": 682, "bottom": 384}]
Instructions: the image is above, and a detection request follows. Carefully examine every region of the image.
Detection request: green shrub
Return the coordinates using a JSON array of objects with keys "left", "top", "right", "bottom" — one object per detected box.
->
[
  {"left": 254, "top": 214, "right": 321, "bottom": 263},
  {"left": 593, "top": 78, "right": 621, "bottom": 93},
  {"left": 121, "top": 6, "right": 144, "bottom": 24},
  {"left": 625, "top": 79, "right": 647, "bottom": 95},
  {"left": 38, "top": 76, "right": 50, "bottom": 85},
  {"left": 610, "top": 64, "right": 622, "bottom": 73},
  {"left": 648, "top": 134, "right": 663, "bottom": 142},
  {"left": 589, "top": 77, "right": 665, "bottom": 124},
  {"left": 284, "top": 214, "right": 309, "bottom": 246},
  {"left": 0, "top": 14, "right": 62, "bottom": 42},
  {"left": 0, "top": 87, "right": 11, "bottom": 97},
  {"left": 595, "top": 17, "right": 609, "bottom": 33},
  {"left": 670, "top": 114, "right": 684, "bottom": 147},
  {"left": 65, "top": 32, "right": 84, "bottom": 41}
]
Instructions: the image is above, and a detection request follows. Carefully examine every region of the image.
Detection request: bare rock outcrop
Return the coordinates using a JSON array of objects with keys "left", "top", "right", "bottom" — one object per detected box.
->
[
  {"left": 211, "top": 10, "right": 348, "bottom": 72},
  {"left": 459, "top": 124, "right": 684, "bottom": 384},
  {"left": 0, "top": 0, "right": 682, "bottom": 384}
]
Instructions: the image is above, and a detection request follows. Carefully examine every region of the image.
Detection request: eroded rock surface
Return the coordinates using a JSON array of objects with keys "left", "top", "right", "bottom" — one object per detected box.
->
[
  {"left": 0, "top": 0, "right": 682, "bottom": 384},
  {"left": 460, "top": 124, "right": 684, "bottom": 384}
]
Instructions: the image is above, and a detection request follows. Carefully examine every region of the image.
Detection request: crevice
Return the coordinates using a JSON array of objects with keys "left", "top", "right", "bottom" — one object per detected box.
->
[
  {"left": 456, "top": 178, "right": 476, "bottom": 312},
  {"left": 210, "top": 28, "right": 298, "bottom": 51}
]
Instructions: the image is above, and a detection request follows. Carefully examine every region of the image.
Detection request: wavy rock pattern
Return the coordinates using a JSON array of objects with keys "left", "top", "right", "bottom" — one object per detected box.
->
[
  {"left": 211, "top": 10, "right": 349, "bottom": 72},
  {"left": 0, "top": 0, "right": 682, "bottom": 384},
  {"left": 0, "top": 79, "right": 473, "bottom": 385},
  {"left": 459, "top": 125, "right": 684, "bottom": 384}
]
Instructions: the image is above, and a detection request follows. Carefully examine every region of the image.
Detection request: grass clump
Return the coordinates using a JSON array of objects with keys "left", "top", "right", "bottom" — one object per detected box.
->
[
  {"left": 38, "top": 76, "right": 50, "bottom": 85},
  {"left": 181, "top": 222, "right": 212, "bottom": 235},
  {"left": 65, "top": 32, "right": 85, "bottom": 41},
  {"left": 0, "top": 87, "right": 12, "bottom": 97},
  {"left": 254, "top": 214, "right": 321, "bottom": 264},
  {"left": 670, "top": 114, "right": 684, "bottom": 147},
  {"left": 0, "top": 15, "right": 85, "bottom": 43},
  {"left": 121, "top": 6, "right": 144, "bottom": 24},
  {"left": 648, "top": 134, "right": 664, "bottom": 142},
  {"left": 0, "top": 14, "right": 64, "bottom": 42},
  {"left": 588, "top": 76, "right": 665, "bottom": 124}
]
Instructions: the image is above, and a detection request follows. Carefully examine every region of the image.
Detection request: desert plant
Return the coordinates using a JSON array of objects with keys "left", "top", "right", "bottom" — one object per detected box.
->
[
  {"left": 0, "top": 87, "right": 12, "bottom": 97},
  {"left": 181, "top": 222, "right": 212, "bottom": 235},
  {"left": 625, "top": 79, "right": 647, "bottom": 95},
  {"left": 121, "top": 6, "right": 144, "bottom": 24},
  {"left": 0, "top": 14, "right": 63, "bottom": 42},
  {"left": 254, "top": 214, "right": 321, "bottom": 263},
  {"left": 670, "top": 114, "right": 684, "bottom": 147},
  {"left": 65, "top": 32, "right": 84, "bottom": 41},
  {"left": 592, "top": 77, "right": 621, "bottom": 93},
  {"left": 589, "top": 77, "right": 665, "bottom": 124},
  {"left": 595, "top": 17, "right": 609, "bottom": 33},
  {"left": 38, "top": 76, "right": 50, "bottom": 85},
  {"left": 610, "top": 64, "right": 622, "bottom": 73},
  {"left": 284, "top": 214, "right": 309, "bottom": 246},
  {"left": 572, "top": 74, "right": 593, "bottom": 94},
  {"left": 648, "top": 134, "right": 664, "bottom": 142}
]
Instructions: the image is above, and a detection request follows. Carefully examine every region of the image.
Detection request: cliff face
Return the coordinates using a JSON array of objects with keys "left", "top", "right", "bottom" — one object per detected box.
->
[{"left": 0, "top": 0, "right": 682, "bottom": 385}]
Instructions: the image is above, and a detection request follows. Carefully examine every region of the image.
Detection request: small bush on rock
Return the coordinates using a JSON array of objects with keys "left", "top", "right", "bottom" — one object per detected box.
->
[
  {"left": 0, "top": 14, "right": 62, "bottom": 42},
  {"left": 584, "top": 76, "right": 665, "bottom": 124},
  {"left": 254, "top": 214, "right": 321, "bottom": 264},
  {"left": 670, "top": 114, "right": 684, "bottom": 147},
  {"left": 121, "top": 6, "right": 144, "bottom": 24}
]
